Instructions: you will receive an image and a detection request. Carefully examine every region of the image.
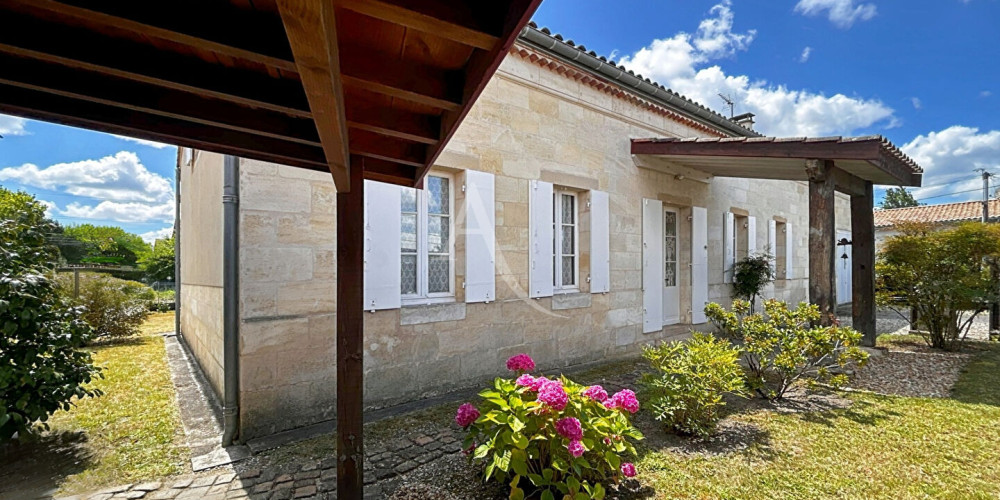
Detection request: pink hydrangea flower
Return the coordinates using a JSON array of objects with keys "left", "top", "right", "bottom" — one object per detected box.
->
[
  {"left": 506, "top": 353, "right": 535, "bottom": 373},
  {"left": 583, "top": 385, "right": 609, "bottom": 402},
  {"left": 621, "top": 462, "right": 637, "bottom": 478},
  {"left": 567, "top": 439, "right": 585, "bottom": 458},
  {"left": 537, "top": 379, "right": 568, "bottom": 411},
  {"left": 605, "top": 389, "right": 639, "bottom": 414},
  {"left": 455, "top": 403, "right": 480, "bottom": 428},
  {"left": 528, "top": 376, "right": 550, "bottom": 391},
  {"left": 515, "top": 374, "right": 535, "bottom": 388},
  {"left": 555, "top": 417, "right": 583, "bottom": 441}
]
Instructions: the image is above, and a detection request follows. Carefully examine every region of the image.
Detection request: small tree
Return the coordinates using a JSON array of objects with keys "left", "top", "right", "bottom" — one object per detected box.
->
[
  {"left": 880, "top": 187, "right": 921, "bottom": 209},
  {"left": 705, "top": 300, "right": 868, "bottom": 400},
  {"left": 876, "top": 221, "right": 1000, "bottom": 349},
  {"left": 139, "top": 236, "right": 175, "bottom": 282},
  {"left": 732, "top": 252, "right": 775, "bottom": 312},
  {"left": 56, "top": 273, "right": 154, "bottom": 341}
]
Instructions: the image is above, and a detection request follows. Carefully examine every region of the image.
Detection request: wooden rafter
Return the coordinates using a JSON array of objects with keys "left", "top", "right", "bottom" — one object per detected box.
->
[
  {"left": 334, "top": 0, "right": 500, "bottom": 50},
  {"left": 340, "top": 48, "right": 463, "bottom": 111},
  {"left": 349, "top": 130, "right": 427, "bottom": 168},
  {"left": 346, "top": 106, "right": 440, "bottom": 145},
  {"left": 277, "top": 0, "right": 352, "bottom": 190}
]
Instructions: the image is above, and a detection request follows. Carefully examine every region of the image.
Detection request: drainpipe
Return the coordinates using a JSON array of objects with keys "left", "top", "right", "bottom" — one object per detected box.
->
[
  {"left": 174, "top": 152, "right": 182, "bottom": 338},
  {"left": 222, "top": 155, "right": 240, "bottom": 446}
]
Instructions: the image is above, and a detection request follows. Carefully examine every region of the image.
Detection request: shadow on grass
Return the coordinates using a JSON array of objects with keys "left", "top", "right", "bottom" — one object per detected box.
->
[
  {"left": 793, "top": 395, "right": 903, "bottom": 428},
  {"left": 950, "top": 342, "right": 1000, "bottom": 406},
  {"left": 0, "top": 430, "right": 94, "bottom": 499}
]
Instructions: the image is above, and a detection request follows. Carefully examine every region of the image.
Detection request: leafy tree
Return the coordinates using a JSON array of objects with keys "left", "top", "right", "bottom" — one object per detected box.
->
[
  {"left": 0, "top": 189, "right": 101, "bottom": 441},
  {"left": 732, "top": 252, "right": 775, "bottom": 312},
  {"left": 880, "top": 187, "right": 921, "bottom": 209},
  {"left": 61, "top": 224, "right": 151, "bottom": 267},
  {"left": 139, "top": 236, "right": 175, "bottom": 282},
  {"left": 55, "top": 273, "right": 154, "bottom": 341},
  {"left": 876, "top": 221, "right": 1000, "bottom": 349}
]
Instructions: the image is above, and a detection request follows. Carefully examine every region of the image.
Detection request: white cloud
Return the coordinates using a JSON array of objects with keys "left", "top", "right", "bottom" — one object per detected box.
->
[
  {"left": 901, "top": 126, "right": 1000, "bottom": 202},
  {"left": 799, "top": 46, "right": 813, "bottom": 63},
  {"left": 61, "top": 200, "right": 174, "bottom": 223},
  {"left": 911, "top": 97, "right": 922, "bottom": 110},
  {"left": 139, "top": 226, "right": 174, "bottom": 244},
  {"left": 618, "top": 1, "right": 896, "bottom": 137},
  {"left": 111, "top": 134, "right": 172, "bottom": 149},
  {"left": 0, "top": 114, "right": 28, "bottom": 136},
  {"left": 981, "top": 90, "right": 993, "bottom": 98},
  {"left": 0, "top": 151, "right": 173, "bottom": 204},
  {"left": 38, "top": 199, "right": 57, "bottom": 218},
  {"left": 794, "top": 0, "right": 877, "bottom": 28}
]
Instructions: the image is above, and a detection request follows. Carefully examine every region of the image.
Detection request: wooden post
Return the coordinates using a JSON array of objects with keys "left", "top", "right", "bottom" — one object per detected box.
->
[
  {"left": 851, "top": 181, "right": 877, "bottom": 346},
  {"left": 807, "top": 159, "right": 837, "bottom": 324},
  {"left": 336, "top": 158, "right": 365, "bottom": 499}
]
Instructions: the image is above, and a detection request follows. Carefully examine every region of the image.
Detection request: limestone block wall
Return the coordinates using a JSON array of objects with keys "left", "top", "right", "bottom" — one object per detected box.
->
[
  {"left": 237, "top": 159, "right": 339, "bottom": 438},
  {"left": 179, "top": 151, "right": 225, "bottom": 398}
]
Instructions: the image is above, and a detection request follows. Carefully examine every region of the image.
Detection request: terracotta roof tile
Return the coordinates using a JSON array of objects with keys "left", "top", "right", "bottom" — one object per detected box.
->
[{"left": 874, "top": 199, "right": 1000, "bottom": 228}]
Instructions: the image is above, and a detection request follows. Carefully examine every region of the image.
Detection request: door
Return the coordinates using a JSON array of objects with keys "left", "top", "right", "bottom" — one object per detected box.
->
[
  {"left": 642, "top": 198, "right": 663, "bottom": 334},
  {"left": 836, "top": 230, "right": 852, "bottom": 305},
  {"left": 662, "top": 208, "right": 680, "bottom": 325}
]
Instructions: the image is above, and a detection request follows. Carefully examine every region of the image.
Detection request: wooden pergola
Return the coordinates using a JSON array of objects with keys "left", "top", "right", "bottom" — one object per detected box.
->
[
  {"left": 632, "top": 136, "right": 924, "bottom": 346},
  {"left": 0, "top": 0, "right": 540, "bottom": 497}
]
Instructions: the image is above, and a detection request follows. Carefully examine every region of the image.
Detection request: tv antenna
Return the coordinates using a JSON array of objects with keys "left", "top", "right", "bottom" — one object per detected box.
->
[{"left": 718, "top": 93, "right": 735, "bottom": 118}]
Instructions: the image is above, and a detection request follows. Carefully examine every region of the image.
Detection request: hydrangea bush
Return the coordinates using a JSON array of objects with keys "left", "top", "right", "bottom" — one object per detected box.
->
[{"left": 457, "top": 354, "right": 643, "bottom": 500}]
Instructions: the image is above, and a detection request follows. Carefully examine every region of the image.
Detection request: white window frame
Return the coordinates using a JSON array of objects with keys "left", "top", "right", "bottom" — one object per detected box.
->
[
  {"left": 553, "top": 188, "right": 579, "bottom": 293},
  {"left": 401, "top": 172, "right": 455, "bottom": 305}
]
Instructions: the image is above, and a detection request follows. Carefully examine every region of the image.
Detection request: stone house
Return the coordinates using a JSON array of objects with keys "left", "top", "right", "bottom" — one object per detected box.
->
[
  {"left": 178, "top": 24, "right": 861, "bottom": 440},
  {"left": 874, "top": 199, "right": 999, "bottom": 247}
]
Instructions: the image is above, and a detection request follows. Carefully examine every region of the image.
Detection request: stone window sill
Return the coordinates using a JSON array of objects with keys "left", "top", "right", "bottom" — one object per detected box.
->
[
  {"left": 400, "top": 302, "right": 466, "bottom": 325},
  {"left": 551, "top": 292, "right": 592, "bottom": 311}
]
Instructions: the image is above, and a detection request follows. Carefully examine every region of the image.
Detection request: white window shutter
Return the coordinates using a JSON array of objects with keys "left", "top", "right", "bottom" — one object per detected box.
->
[
  {"left": 529, "top": 180, "right": 554, "bottom": 298},
  {"left": 747, "top": 216, "right": 757, "bottom": 255},
  {"left": 363, "top": 180, "right": 402, "bottom": 310},
  {"left": 641, "top": 198, "right": 663, "bottom": 333},
  {"left": 768, "top": 220, "right": 778, "bottom": 275},
  {"left": 691, "top": 206, "right": 709, "bottom": 324},
  {"left": 785, "top": 222, "right": 794, "bottom": 280},
  {"left": 465, "top": 170, "right": 495, "bottom": 303},
  {"left": 723, "top": 212, "right": 735, "bottom": 283},
  {"left": 589, "top": 190, "right": 610, "bottom": 294}
]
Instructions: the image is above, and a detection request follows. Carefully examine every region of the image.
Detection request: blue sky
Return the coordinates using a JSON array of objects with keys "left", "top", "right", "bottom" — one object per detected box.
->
[{"left": 1, "top": 0, "right": 998, "bottom": 240}]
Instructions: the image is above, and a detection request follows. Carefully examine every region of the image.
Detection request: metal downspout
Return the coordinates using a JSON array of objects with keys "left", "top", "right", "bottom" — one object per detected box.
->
[
  {"left": 174, "top": 153, "right": 182, "bottom": 338},
  {"left": 222, "top": 155, "right": 240, "bottom": 446}
]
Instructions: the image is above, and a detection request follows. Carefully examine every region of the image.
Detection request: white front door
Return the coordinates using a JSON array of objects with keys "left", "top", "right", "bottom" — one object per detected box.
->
[
  {"left": 836, "top": 230, "right": 852, "bottom": 305},
  {"left": 663, "top": 208, "right": 680, "bottom": 325}
]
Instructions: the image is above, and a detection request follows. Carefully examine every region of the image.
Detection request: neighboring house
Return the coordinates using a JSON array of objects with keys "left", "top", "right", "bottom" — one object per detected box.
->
[
  {"left": 178, "top": 24, "right": 857, "bottom": 439},
  {"left": 874, "top": 199, "right": 999, "bottom": 247}
]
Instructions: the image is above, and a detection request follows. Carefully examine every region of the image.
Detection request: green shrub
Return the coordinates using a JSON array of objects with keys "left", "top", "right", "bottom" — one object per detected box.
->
[
  {"left": 56, "top": 273, "right": 155, "bottom": 341},
  {"left": 732, "top": 252, "right": 776, "bottom": 312},
  {"left": 642, "top": 333, "right": 747, "bottom": 437},
  {"left": 705, "top": 299, "right": 869, "bottom": 400},
  {"left": 0, "top": 215, "right": 102, "bottom": 441},
  {"left": 458, "top": 354, "right": 643, "bottom": 500}
]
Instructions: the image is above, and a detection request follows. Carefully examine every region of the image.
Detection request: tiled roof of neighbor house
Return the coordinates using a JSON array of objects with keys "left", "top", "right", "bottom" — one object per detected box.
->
[
  {"left": 517, "top": 22, "right": 759, "bottom": 138},
  {"left": 874, "top": 199, "right": 1000, "bottom": 228}
]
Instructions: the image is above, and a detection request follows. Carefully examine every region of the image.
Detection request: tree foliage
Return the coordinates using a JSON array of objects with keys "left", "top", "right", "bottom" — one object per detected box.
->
[
  {"left": 876, "top": 221, "right": 1000, "bottom": 349},
  {"left": 0, "top": 189, "right": 101, "bottom": 441},
  {"left": 705, "top": 300, "right": 868, "bottom": 400},
  {"left": 139, "top": 236, "right": 175, "bottom": 282},
  {"left": 732, "top": 252, "right": 775, "bottom": 312},
  {"left": 880, "top": 187, "right": 921, "bottom": 209},
  {"left": 60, "top": 224, "right": 151, "bottom": 267},
  {"left": 55, "top": 273, "right": 154, "bottom": 341}
]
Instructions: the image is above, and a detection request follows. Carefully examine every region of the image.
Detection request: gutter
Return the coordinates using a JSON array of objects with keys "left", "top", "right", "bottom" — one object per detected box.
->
[
  {"left": 222, "top": 155, "right": 240, "bottom": 446},
  {"left": 518, "top": 25, "right": 759, "bottom": 138}
]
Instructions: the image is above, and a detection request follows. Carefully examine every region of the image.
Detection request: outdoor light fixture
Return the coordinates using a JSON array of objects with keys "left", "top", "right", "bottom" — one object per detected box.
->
[{"left": 837, "top": 238, "right": 852, "bottom": 267}]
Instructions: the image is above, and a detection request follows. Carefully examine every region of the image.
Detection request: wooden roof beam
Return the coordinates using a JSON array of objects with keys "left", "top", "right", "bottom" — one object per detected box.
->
[
  {"left": 0, "top": 52, "right": 321, "bottom": 146},
  {"left": 349, "top": 130, "right": 427, "bottom": 168},
  {"left": 334, "top": 0, "right": 500, "bottom": 50},
  {"left": 278, "top": 0, "right": 352, "bottom": 190},
  {"left": 0, "top": 83, "right": 328, "bottom": 171},
  {"left": 361, "top": 157, "right": 420, "bottom": 187},
  {"left": 340, "top": 48, "right": 463, "bottom": 111},
  {"left": 346, "top": 106, "right": 440, "bottom": 145}
]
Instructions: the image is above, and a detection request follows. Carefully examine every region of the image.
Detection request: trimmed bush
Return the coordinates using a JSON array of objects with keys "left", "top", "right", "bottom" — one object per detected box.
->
[
  {"left": 642, "top": 333, "right": 747, "bottom": 437},
  {"left": 458, "top": 354, "right": 643, "bottom": 500},
  {"left": 705, "top": 299, "right": 869, "bottom": 400},
  {"left": 56, "top": 273, "right": 155, "bottom": 341}
]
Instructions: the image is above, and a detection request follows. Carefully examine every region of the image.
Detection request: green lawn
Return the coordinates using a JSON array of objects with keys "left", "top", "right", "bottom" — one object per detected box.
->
[
  {"left": 0, "top": 312, "right": 188, "bottom": 497},
  {"left": 635, "top": 342, "right": 1000, "bottom": 499}
]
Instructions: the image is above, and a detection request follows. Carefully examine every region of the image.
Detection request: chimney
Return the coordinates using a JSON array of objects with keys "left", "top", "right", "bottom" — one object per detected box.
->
[{"left": 732, "top": 112, "right": 755, "bottom": 131}]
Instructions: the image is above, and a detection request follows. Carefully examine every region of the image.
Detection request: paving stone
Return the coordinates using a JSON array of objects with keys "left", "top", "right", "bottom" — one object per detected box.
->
[
  {"left": 170, "top": 478, "right": 194, "bottom": 489},
  {"left": 146, "top": 490, "right": 180, "bottom": 500},
  {"left": 190, "top": 476, "right": 217, "bottom": 488},
  {"left": 268, "top": 487, "right": 292, "bottom": 500},
  {"left": 215, "top": 473, "right": 237, "bottom": 485},
  {"left": 97, "top": 485, "right": 133, "bottom": 495},
  {"left": 319, "top": 469, "right": 336, "bottom": 481},
  {"left": 120, "top": 491, "right": 148, "bottom": 499},
  {"left": 87, "top": 494, "right": 114, "bottom": 500},
  {"left": 239, "top": 468, "right": 262, "bottom": 479},
  {"left": 133, "top": 482, "right": 163, "bottom": 492},
  {"left": 250, "top": 482, "right": 273, "bottom": 494},
  {"left": 393, "top": 460, "right": 418, "bottom": 474},
  {"left": 301, "top": 462, "right": 318, "bottom": 472},
  {"left": 207, "top": 484, "right": 230, "bottom": 496},
  {"left": 176, "top": 486, "right": 210, "bottom": 499},
  {"left": 389, "top": 438, "right": 412, "bottom": 451},
  {"left": 412, "top": 435, "right": 434, "bottom": 446},
  {"left": 292, "top": 479, "right": 315, "bottom": 488},
  {"left": 296, "top": 470, "right": 321, "bottom": 480},
  {"left": 424, "top": 440, "right": 443, "bottom": 451},
  {"left": 293, "top": 485, "right": 317, "bottom": 498},
  {"left": 226, "top": 490, "right": 249, "bottom": 500},
  {"left": 274, "top": 474, "right": 293, "bottom": 484}
]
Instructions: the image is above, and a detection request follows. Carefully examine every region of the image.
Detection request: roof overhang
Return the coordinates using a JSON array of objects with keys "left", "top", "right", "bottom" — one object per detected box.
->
[
  {"left": 631, "top": 136, "right": 923, "bottom": 188},
  {"left": 0, "top": 0, "right": 542, "bottom": 191}
]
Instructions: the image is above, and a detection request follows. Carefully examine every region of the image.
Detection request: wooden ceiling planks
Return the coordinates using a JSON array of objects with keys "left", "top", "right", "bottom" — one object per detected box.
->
[{"left": 0, "top": 0, "right": 542, "bottom": 189}]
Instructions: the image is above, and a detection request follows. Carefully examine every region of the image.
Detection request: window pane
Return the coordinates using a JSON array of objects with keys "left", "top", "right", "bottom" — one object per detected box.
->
[
  {"left": 665, "top": 262, "right": 676, "bottom": 287},
  {"left": 428, "top": 255, "right": 450, "bottom": 293},
  {"left": 562, "top": 256, "right": 575, "bottom": 286},
  {"left": 427, "top": 215, "right": 449, "bottom": 253},
  {"left": 561, "top": 225, "right": 574, "bottom": 255},
  {"left": 561, "top": 194, "right": 574, "bottom": 224},
  {"left": 401, "top": 255, "right": 418, "bottom": 295},
  {"left": 664, "top": 237, "right": 676, "bottom": 262},
  {"left": 401, "top": 214, "right": 417, "bottom": 252},
  {"left": 428, "top": 176, "right": 449, "bottom": 215},
  {"left": 665, "top": 211, "right": 676, "bottom": 236},
  {"left": 401, "top": 187, "right": 417, "bottom": 213}
]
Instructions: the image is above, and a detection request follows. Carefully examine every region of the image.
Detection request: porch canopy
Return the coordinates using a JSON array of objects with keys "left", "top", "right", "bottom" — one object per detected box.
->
[
  {"left": 0, "top": 0, "right": 541, "bottom": 497},
  {"left": 632, "top": 136, "right": 924, "bottom": 346}
]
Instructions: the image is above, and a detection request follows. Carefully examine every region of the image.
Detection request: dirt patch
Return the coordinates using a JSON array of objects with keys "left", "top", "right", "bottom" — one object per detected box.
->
[{"left": 850, "top": 350, "right": 973, "bottom": 398}]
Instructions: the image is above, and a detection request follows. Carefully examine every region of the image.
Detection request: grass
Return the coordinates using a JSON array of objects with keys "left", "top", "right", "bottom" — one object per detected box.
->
[
  {"left": 636, "top": 342, "right": 1000, "bottom": 499},
  {"left": 0, "top": 312, "right": 187, "bottom": 497}
]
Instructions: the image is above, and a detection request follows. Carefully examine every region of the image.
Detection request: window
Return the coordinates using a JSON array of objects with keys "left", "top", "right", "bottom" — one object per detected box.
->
[
  {"left": 775, "top": 221, "right": 788, "bottom": 278},
  {"left": 401, "top": 174, "right": 454, "bottom": 301},
  {"left": 733, "top": 214, "right": 748, "bottom": 260},
  {"left": 664, "top": 210, "right": 677, "bottom": 287},
  {"left": 553, "top": 189, "right": 578, "bottom": 291}
]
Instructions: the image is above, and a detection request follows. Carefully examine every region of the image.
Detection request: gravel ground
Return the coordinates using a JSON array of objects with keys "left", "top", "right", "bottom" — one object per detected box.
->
[{"left": 848, "top": 350, "right": 973, "bottom": 398}]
